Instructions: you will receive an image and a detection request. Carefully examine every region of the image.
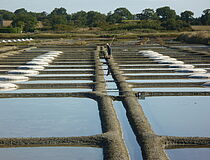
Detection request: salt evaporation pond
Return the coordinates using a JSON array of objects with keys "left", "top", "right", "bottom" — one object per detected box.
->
[
  {"left": 0, "top": 88, "right": 92, "bottom": 93},
  {"left": 139, "top": 96, "right": 210, "bottom": 137},
  {"left": 133, "top": 87, "right": 210, "bottom": 92},
  {"left": 127, "top": 79, "right": 209, "bottom": 83},
  {"left": 0, "top": 98, "right": 101, "bottom": 137},
  {"left": 0, "top": 147, "right": 103, "bottom": 160},
  {"left": 16, "top": 80, "right": 92, "bottom": 84},
  {"left": 167, "top": 148, "right": 210, "bottom": 160}
]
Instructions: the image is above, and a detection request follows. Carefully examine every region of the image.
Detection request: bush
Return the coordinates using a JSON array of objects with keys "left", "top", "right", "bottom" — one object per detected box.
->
[
  {"left": 104, "top": 20, "right": 162, "bottom": 31},
  {"left": 0, "top": 27, "right": 21, "bottom": 33}
]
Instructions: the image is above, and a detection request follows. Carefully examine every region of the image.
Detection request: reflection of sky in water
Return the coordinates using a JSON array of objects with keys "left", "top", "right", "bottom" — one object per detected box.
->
[
  {"left": 35, "top": 74, "right": 92, "bottom": 77},
  {"left": 133, "top": 87, "right": 210, "bottom": 92},
  {"left": 122, "top": 68, "right": 175, "bottom": 71},
  {"left": 114, "top": 101, "right": 142, "bottom": 160},
  {"left": 0, "top": 147, "right": 103, "bottom": 160},
  {"left": 0, "top": 88, "right": 92, "bottom": 93},
  {"left": 0, "top": 98, "right": 101, "bottom": 137},
  {"left": 120, "top": 64, "right": 168, "bottom": 67},
  {"left": 44, "top": 69, "right": 94, "bottom": 71},
  {"left": 48, "top": 65, "right": 93, "bottom": 67},
  {"left": 127, "top": 79, "right": 209, "bottom": 83},
  {"left": 167, "top": 148, "right": 210, "bottom": 160},
  {"left": 123, "top": 73, "right": 189, "bottom": 76},
  {"left": 139, "top": 96, "right": 210, "bottom": 137},
  {"left": 16, "top": 80, "right": 92, "bottom": 84}
]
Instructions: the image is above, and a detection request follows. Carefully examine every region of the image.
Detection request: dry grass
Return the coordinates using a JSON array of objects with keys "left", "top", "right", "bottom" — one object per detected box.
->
[
  {"left": 191, "top": 25, "right": 210, "bottom": 31},
  {"left": 177, "top": 31, "right": 210, "bottom": 44}
]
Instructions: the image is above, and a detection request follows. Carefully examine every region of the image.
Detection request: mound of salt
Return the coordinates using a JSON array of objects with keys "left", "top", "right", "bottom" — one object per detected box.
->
[
  {"left": 37, "top": 55, "right": 56, "bottom": 59},
  {"left": 169, "top": 64, "right": 194, "bottom": 69},
  {"left": 18, "top": 65, "right": 45, "bottom": 71},
  {"left": 202, "top": 82, "right": 210, "bottom": 87},
  {"left": 175, "top": 68, "right": 207, "bottom": 73},
  {"left": 149, "top": 55, "right": 170, "bottom": 60},
  {"left": 32, "top": 58, "right": 53, "bottom": 63},
  {"left": 0, "top": 75, "right": 29, "bottom": 82},
  {"left": 157, "top": 59, "right": 183, "bottom": 64},
  {"left": 8, "top": 70, "right": 39, "bottom": 76},
  {"left": 48, "top": 51, "right": 63, "bottom": 54},
  {"left": 0, "top": 83, "right": 18, "bottom": 91},
  {"left": 26, "top": 61, "right": 49, "bottom": 66},
  {"left": 188, "top": 74, "right": 210, "bottom": 79}
]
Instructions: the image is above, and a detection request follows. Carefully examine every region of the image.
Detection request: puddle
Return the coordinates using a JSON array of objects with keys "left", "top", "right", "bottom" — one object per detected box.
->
[
  {"left": 114, "top": 101, "right": 143, "bottom": 160},
  {"left": 139, "top": 96, "right": 210, "bottom": 137},
  {"left": 0, "top": 98, "right": 101, "bottom": 137},
  {"left": 167, "top": 148, "right": 210, "bottom": 160},
  {"left": 0, "top": 147, "right": 103, "bottom": 160}
]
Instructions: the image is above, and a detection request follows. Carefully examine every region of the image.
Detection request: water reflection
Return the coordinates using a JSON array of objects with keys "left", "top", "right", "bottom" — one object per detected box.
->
[
  {"left": 114, "top": 101, "right": 142, "bottom": 160},
  {"left": 167, "top": 148, "right": 210, "bottom": 160},
  {"left": 0, "top": 147, "right": 103, "bottom": 160},
  {"left": 139, "top": 96, "right": 210, "bottom": 137},
  {"left": 0, "top": 98, "right": 101, "bottom": 137}
]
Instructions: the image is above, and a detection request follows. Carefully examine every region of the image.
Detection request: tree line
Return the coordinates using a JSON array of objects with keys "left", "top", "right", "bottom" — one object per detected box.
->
[{"left": 0, "top": 6, "right": 209, "bottom": 32}]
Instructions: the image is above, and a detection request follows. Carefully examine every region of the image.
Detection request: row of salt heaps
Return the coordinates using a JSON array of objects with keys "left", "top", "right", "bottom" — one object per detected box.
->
[
  {"left": 0, "top": 38, "right": 33, "bottom": 43},
  {"left": 0, "top": 51, "right": 63, "bottom": 91},
  {"left": 139, "top": 50, "right": 210, "bottom": 86}
]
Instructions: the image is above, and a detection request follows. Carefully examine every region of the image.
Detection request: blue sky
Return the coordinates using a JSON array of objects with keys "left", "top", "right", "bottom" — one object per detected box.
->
[{"left": 1, "top": 0, "right": 209, "bottom": 17}]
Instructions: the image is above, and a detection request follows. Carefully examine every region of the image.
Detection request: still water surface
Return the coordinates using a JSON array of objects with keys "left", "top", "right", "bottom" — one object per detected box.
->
[
  {"left": 139, "top": 96, "right": 210, "bottom": 137},
  {"left": 167, "top": 148, "right": 210, "bottom": 160},
  {"left": 0, "top": 98, "right": 101, "bottom": 137},
  {"left": 0, "top": 147, "right": 103, "bottom": 160}
]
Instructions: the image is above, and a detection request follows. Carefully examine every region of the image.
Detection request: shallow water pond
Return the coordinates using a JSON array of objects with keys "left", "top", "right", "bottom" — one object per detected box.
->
[
  {"left": 133, "top": 87, "right": 210, "bottom": 92},
  {"left": 0, "top": 98, "right": 101, "bottom": 137},
  {"left": 167, "top": 148, "right": 210, "bottom": 160},
  {"left": 127, "top": 79, "right": 208, "bottom": 83},
  {"left": 139, "top": 96, "right": 210, "bottom": 137},
  {"left": 0, "top": 88, "right": 92, "bottom": 93},
  {"left": 0, "top": 147, "right": 103, "bottom": 160},
  {"left": 16, "top": 80, "right": 92, "bottom": 84}
]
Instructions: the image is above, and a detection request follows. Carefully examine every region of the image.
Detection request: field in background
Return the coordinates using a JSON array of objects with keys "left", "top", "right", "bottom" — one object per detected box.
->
[{"left": 192, "top": 26, "right": 210, "bottom": 31}]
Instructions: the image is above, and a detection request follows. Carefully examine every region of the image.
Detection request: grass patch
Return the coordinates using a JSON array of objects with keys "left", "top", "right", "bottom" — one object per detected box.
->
[
  {"left": 191, "top": 26, "right": 210, "bottom": 31},
  {"left": 177, "top": 31, "right": 210, "bottom": 45}
]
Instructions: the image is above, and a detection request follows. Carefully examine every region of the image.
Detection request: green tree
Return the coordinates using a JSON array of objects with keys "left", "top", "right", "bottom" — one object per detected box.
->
[
  {"left": 161, "top": 19, "right": 190, "bottom": 30},
  {"left": 14, "top": 8, "right": 27, "bottom": 15},
  {"left": 71, "top": 11, "right": 87, "bottom": 27},
  {"left": 50, "top": 7, "right": 67, "bottom": 15},
  {"left": 156, "top": 6, "right": 176, "bottom": 21},
  {"left": 0, "top": 10, "right": 14, "bottom": 20},
  {"left": 12, "top": 14, "right": 37, "bottom": 32},
  {"left": 107, "top": 8, "right": 133, "bottom": 23},
  {"left": 201, "top": 9, "right": 210, "bottom": 25},
  {"left": 136, "top": 8, "right": 158, "bottom": 20},
  {"left": 180, "top": 10, "right": 194, "bottom": 23},
  {"left": 48, "top": 7, "right": 68, "bottom": 29},
  {"left": 49, "top": 15, "right": 67, "bottom": 28},
  {"left": 86, "top": 11, "right": 106, "bottom": 27}
]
